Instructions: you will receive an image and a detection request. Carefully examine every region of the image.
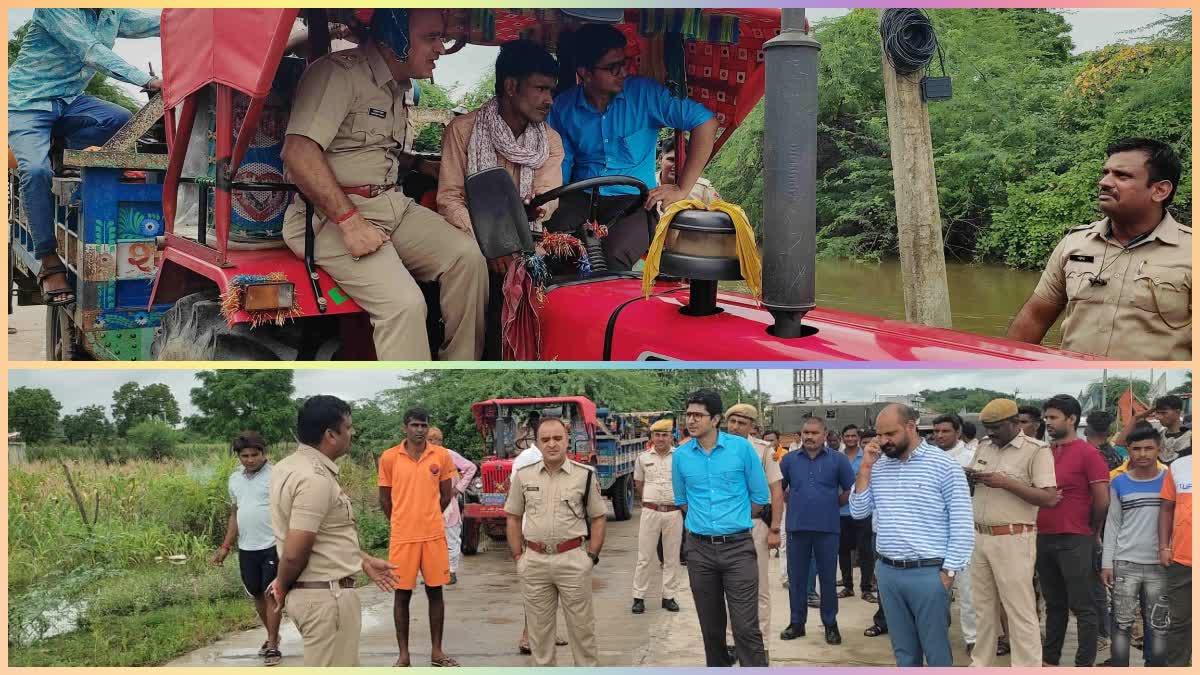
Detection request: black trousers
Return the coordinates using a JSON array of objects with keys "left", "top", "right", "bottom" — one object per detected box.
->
[
  {"left": 545, "top": 191, "right": 654, "bottom": 272},
  {"left": 838, "top": 515, "right": 875, "bottom": 593},
  {"left": 685, "top": 532, "right": 768, "bottom": 666},
  {"left": 1036, "top": 533, "right": 1099, "bottom": 666}
]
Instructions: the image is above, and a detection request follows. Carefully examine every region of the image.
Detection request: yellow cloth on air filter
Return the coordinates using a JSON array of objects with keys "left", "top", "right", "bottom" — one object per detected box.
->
[{"left": 641, "top": 198, "right": 762, "bottom": 300}]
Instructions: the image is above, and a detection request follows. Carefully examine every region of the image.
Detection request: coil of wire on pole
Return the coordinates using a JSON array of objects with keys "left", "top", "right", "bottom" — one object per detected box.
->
[{"left": 880, "top": 8, "right": 939, "bottom": 75}]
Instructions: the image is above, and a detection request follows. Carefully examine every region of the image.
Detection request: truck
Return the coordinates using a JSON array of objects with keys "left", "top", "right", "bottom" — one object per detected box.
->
[{"left": 459, "top": 396, "right": 646, "bottom": 555}]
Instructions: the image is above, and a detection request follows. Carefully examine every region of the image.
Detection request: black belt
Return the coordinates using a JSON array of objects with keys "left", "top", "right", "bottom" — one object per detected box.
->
[
  {"left": 877, "top": 555, "right": 944, "bottom": 570},
  {"left": 688, "top": 529, "right": 752, "bottom": 544}
]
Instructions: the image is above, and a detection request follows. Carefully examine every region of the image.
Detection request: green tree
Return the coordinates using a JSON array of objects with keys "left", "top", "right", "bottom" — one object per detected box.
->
[
  {"left": 8, "top": 387, "right": 62, "bottom": 444},
  {"left": 1169, "top": 371, "right": 1191, "bottom": 396},
  {"left": 111, "top": 382, "right": 181, "bottom": 436},
  {"left": 186, "top": 370, "right": 296, "bottom": 444},
  {"left": 61, "top": 404, "right": 115, "bottom": 444},
  {"left": 126, "top": 418, "right": 179, "bottom": 461},
  {"left": 458, "top": 73, "right": 497, "bottom": 111},
  {"left": 9, "top": 20, "right": 141, "bottom": 112}
]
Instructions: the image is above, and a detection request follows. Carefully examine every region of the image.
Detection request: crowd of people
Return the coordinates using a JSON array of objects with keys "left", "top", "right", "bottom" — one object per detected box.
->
[{"left": 209, "top": 390, "right": 1190, "bottom": 668}]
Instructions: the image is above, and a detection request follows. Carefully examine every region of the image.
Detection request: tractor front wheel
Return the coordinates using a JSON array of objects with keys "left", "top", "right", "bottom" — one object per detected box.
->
[
  {"left": 151, "top": 290, "right": 317, "bottom": 361},
  {"left": 461, "top": 519, "right": 480, "bottom": 556},
  {"left": 611, "top": 473, "right": 634, "bottom": 521}
]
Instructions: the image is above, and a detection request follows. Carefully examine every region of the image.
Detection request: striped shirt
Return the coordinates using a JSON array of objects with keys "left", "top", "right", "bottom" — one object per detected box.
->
[
  {"left": 1102, "top": 468, "right": 1166, "bottom": 568},
  {"left": 849, "top": 441, "right": 974, "bottom": 571}
]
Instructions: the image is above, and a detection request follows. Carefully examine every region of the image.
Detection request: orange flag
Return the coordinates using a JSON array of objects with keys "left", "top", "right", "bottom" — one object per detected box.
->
[{"left": 1117, "top": 386, "right": 1149, "bottom": 428}]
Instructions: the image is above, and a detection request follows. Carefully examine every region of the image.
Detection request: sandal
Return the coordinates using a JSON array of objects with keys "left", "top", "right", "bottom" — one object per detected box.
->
[
  {"left": 862, "top": 592, "right": 878, "bottom": 603},
  {"left": 258, "top": 641, "right": 270, "bottom": 657},
  {"left": 37, "top": 265, "right": 75, "bottom": 306},
  {"left": 555, "top": 637, "right": 568, "bottom": 646},
  {"left": 996, "top": 639, "right": 1011, "bottom": 657},
  {"left": 518, "top": 641, "right": 531, "bottom": 655},
  {"left": 864, "top": 625, "right": 887, "bottom": 638},
  {"left": 837, "top": 587, "right": 854, "bottom": 598},
  {"left": 263, "top": 648, "right": 282, "bottom": 667},
  {"left": 430, "top": 655, "right": 460, "bottom": 667},
  {"left": 394, "top": 658, "right": 411, "bottom": 667}
]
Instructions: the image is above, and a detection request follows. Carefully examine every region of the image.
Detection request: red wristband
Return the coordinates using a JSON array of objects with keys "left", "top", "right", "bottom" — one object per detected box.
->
[{"left": 333, "top": 207, "right": 358, "bottom": 225}]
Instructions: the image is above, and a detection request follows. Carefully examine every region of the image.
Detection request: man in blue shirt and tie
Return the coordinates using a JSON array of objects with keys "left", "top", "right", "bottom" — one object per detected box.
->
[
  {"left": 8, "top": 9, "right": 161, "bottom": 306},
  {"left": 547, "top": 23, "right": 718, "bottom": 271},
  {"left": 673, "top": 390, "right": 771, "bottom": 666},
  {"left": 849, "top": 404, "right": 975, "bottom": 667}
]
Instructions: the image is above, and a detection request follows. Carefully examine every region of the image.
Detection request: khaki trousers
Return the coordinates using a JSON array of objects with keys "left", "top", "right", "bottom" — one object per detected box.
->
[
  {"left": 971, "top": 530, "right": 1041, "bottom": 667},
  {"left": 632, "top": 507, "right": 683, "bottom": 600},
  {"left": 519, "top": 546, "right": 598, "bottom": 666},
  {"left": 283, "top": 190, "right": 487, "bottom": 361},
  {"left": 285, "top": 585, "right": 362, "bottom": 666}
]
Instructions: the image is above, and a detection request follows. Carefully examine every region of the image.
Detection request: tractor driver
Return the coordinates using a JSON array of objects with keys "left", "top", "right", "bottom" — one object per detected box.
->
[
  {"left": 281, "top": 9, "right": 488, "bottom": 361},
  {"left": 546, "top": 23, "right": 719, "bottom": 271}
]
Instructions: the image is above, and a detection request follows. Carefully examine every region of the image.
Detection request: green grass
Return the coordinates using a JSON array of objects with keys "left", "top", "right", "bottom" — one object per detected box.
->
[{"left": 10, "top": 599, "right": 260, "bottom": 667}]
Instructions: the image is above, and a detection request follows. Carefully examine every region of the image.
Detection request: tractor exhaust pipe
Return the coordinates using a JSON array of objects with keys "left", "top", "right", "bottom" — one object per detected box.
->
[{"left": 762, "top": 8, "right": 820, "bottom": 338}]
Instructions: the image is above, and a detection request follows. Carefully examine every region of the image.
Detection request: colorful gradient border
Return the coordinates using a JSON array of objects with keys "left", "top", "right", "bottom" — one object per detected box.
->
[{"left": 2, "top": 0, "right": 1196, "bottom": 670}]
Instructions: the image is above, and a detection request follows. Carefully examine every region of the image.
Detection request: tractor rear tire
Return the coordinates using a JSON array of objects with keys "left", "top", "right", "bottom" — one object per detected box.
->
[
  {"left": 611, "top": 473, "right": 634, "bottom": 521},
  {"left": 151, "top": 290, "right": 306, "bottom": 361},
  {"left": 45, "top": 304, "right": 81, "bottom": 361},
  {"left": 461, "top": 519, "right": 480, "bottom": 556}
]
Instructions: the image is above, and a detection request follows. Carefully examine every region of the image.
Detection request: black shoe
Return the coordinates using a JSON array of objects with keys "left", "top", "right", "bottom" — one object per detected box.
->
[
  {"left": 662, "top": 598, "right": 679, "bottom": 612},
  {"left": 725, "top": 646, "right": 738, "bottom": 665},
  {"left": 780, "top": 624, "right": 805, "bottom": 640},
  {"left": 448, "top": 573, "right": 457, "bottom": 585},
  {"left": 807, "top": 593, "right": 821, "bottom": 608},
  {"left": 825, "top": 624, "right": 842, "bottom": 645},
  {"left": 631, "top": 598, "right": 645, "bottom": 614}
]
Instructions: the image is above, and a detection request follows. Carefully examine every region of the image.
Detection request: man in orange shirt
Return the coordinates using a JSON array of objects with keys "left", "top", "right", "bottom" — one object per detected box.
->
[
  {"left": 378, "top": 408, "right": 459, "bottom": 667},
  {"left": 1158, "top": 453, "right": 1191, "bottom": 666}
]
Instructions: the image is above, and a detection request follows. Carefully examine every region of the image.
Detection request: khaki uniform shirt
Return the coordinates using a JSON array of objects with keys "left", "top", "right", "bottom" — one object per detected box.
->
[
  {"left": 437, "top": 107, "right": 565, "bottom": 236},
  {"left": 505, "top": 458, "right": 605, "bottom": 544},
  {"left": 634, "top": 447, "right": 676, "bottom": 504},
  {"left": 270, "top": 445, "right": 361, "bottom": 582},
  {"left": 753, "top": 437, "right": 784, "bottom": 484},
  {"left": 286, "top": 41, "right": 412, "bottom": 187},
  {"left": 1033, "top": 213, "right": 1191, "bottom": 360},
  {"left": 970, "top": 432, "right": 1057, "bottom": 526}
]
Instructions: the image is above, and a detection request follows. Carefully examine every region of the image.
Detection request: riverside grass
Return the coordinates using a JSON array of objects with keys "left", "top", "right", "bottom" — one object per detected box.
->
[{"left": 8, "top": 449, "right": 390, "bottom": 666}]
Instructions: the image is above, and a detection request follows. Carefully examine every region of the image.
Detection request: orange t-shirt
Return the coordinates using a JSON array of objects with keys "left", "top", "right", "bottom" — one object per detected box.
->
[
  {"left": 1160, "top": 455, "right": 1192, "bottom": 566},
  {"left": 378, "top": 441, "right": 457, "bottom": 544}
]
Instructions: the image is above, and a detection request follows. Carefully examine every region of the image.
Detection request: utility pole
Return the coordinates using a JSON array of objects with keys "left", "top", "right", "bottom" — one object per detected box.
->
[{"left": 879, "top": 10, "right": 953, "bottom": 328}]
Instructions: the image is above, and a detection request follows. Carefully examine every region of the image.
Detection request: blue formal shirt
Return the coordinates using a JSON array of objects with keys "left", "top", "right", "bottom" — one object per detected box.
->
[
  {"left": 838, "top": 448, "right": 865, "bottom": 516},
  {"left": 848, "top": 442, "right": 975, "bottom": 571},
  {"left": 548, "top": 76, "right": 715, "bottom": 196},
  {"left": 8, "top": 9, "right": 161, "bottom": 112},
  {"left": 672, "top": 431, "right": 770, "bottom": 536},
  {"left": 780, "top": 446, "right": 855, "bottom": 533}
]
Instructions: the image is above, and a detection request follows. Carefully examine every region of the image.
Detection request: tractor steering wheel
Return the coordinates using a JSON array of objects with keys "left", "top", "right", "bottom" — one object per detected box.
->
[{"left": 528, "top": 175, "right": 650, "bottom": 232}]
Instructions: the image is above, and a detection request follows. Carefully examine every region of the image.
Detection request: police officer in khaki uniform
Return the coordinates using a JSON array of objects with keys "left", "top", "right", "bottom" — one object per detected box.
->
[
  {"left": 281, "top": 9, "right": 488, "bottom": 361},
  {"left": 965, "top": 399, "right": 1059, "bottom": 668},
  {"left": 505, "top": 417, "right": 607, "bottom": 666},
  {"left": 724, "top": 404, "right": 784, "bottom": 644},
  {"left": 1008, "top": 138, "right": 1190, "bottom": 360},
  {"left": 267, "top": 395, "right": 399, "bottom": 666},
  {"left": 631, "top": 418, "right": 683, "bottom": 614}
]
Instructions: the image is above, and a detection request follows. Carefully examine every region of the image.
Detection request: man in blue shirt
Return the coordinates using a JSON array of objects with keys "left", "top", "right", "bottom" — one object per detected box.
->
[
  {"left": 547, "top": 23, "right": 718, "bottom": 271},
  {"left": 673, "top": 390, "right": 770, "bottom": 666},
  {"left": 837, "top": 424, "right": 878, "bottom": 603},
  {"left": 780, "top": 417, "right": 855, "bottom": 645},
  {"left": 849, "top": 404, "right": 975, "bottom": 667},
  {"left": 8, "top": 9, "right": 161, "bottom": 305}
]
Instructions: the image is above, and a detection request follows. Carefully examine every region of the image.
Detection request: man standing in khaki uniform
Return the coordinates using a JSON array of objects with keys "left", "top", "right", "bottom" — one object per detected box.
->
[
  {"left": 724, "top": 404, "right": 784, "bottom": 644},
  {"left": 267, "top": 395, "right": 399, "bottom": 666},
  {"left": 281, "top": 9, "right": 488, "bottom": 361},
  {"left": 1008, "top": 138, "right": 1190, "bottom": 360},
  {"left": 632, "top": 418, "right": 682, "bottom": 614},
  {"left": 966, "top": 399, "right": 1059, "bottom": 667},
  {"left": 505, "top": 417, "right": 607, "bottom": 666}
]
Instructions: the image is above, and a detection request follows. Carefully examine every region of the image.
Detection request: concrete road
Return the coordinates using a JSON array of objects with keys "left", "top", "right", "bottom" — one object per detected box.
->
[
  {"left": 8, "top": 303, "right": 45, "bottom": 361},
  {"left": 171, "top": 507, "right": 992, "bottom": 668}
]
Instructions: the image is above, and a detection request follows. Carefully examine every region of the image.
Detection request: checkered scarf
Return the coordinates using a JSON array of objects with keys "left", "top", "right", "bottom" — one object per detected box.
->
[{"left": 466, "top": 98, "right": 549, "bottom": 202}]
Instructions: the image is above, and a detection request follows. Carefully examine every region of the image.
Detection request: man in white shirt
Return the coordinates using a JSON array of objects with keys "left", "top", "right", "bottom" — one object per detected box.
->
[{"left": 931, "top": 414, "right": 978, "bottom": 656}]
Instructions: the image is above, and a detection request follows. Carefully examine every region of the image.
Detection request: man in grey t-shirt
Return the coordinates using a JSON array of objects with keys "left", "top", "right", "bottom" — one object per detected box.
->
[{"left": 213, "top": 432, "right": 281, "bottom": 665}]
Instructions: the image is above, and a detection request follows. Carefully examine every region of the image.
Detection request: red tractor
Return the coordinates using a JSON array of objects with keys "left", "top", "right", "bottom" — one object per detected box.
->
[{"left": 459, "top": 396, "right": 646, "bottom": 555}]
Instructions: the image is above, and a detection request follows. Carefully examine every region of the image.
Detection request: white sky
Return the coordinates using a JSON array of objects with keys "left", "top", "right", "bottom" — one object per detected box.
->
[
  {"left": 8, "top": 368, "right": 1188, "bottom": 417},
  {"left": 8, "top": 8, "right": 1191, "bottom": 98}
]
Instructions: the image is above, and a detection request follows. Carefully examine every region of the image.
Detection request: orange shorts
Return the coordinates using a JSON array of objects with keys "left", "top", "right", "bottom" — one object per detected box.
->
[{"left": 389, "top": 537, "right": 451, "bottom": 590}]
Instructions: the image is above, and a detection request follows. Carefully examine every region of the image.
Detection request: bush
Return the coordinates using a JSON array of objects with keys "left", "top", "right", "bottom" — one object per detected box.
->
[{"left": 125, "top": 420, "right": 179, "bottom": 461}]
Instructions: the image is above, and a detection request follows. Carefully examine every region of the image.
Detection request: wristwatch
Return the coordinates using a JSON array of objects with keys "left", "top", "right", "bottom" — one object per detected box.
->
[
  {"left": 943, "top": 569, "right": 956, "bottom": 579},
  {"left": 587, "top": 551, "right": 600, "bottom": 566}
]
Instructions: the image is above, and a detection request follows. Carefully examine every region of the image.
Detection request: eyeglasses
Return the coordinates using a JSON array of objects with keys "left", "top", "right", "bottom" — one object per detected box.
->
[
  {"left": 592, "top": 59, "right": 628, "bottom": 76},
  {"left": 683, "top": 412, "right": 712, "bottom": 421}
]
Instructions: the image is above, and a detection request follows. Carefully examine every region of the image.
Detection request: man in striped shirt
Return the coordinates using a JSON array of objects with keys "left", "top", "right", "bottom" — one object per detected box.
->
[{"left": 849, "top": 404, "right": 974, "bottom": 667}]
